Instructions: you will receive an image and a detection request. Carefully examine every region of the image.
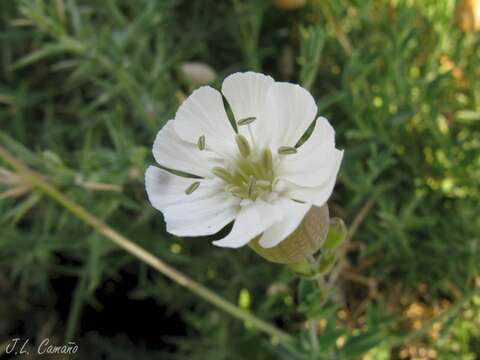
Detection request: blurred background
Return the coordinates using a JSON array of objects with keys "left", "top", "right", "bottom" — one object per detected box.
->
[{"left": 1, "top": 0, "right": 479, "bottom": 359}]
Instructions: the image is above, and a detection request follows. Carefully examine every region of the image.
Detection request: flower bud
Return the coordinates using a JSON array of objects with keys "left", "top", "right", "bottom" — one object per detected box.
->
[{"left": 249, "top": 205, "right": 330, "bottom": 264}]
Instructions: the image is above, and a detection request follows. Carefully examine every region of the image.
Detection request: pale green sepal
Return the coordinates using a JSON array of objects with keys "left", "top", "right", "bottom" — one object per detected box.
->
[
  {"left": 287, "top": 259, "right": 311, "bottom": 276},
  {"left": 316, "top": 253, "right": 336, "bottom": 274},
  {"left": 288, "top": 253, "right": 336, "bottom": 279}
]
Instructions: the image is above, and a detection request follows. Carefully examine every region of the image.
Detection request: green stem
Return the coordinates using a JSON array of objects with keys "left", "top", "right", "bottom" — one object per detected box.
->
[
  {"left": 0, "top": 145, "right": 294, "bottom": 344},
  {"left": 306, "top": 255, "right": 328, "bottom": 352},
  {"left": 309, "top": 320, "right": 319, "bottom": 351}
]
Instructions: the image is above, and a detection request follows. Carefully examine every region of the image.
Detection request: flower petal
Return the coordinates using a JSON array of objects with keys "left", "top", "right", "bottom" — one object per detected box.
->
[
  {"left": 279, "top": 148, "right": 344, "bottom": 207},
  {"left": 145, "top": 166, "right": 240, "bottom": 236},
  {"left": 173, "top": 86, "right": 236, "bottom": 158},
  {"left": 277, "top": 117, "right": 341, "bottom": 187},
  {"left": 259, "top": 198, "right": 311, "bottom": 248},
  {"left": 146, "top": 166, "right": 213, "bottom": 211},
  {"left": 255, "top": 82, "right": 317, "bottom": 149},
  {"left": 153, "top": 120, "right": 218, "bottom": 178},
  {"left": 221, "top": 72, "right": 274, "bottom": 140},
  {"left": 164, "top": 193, "right": 240, "bottom": 237},
  {"left": 212, "top": 199, "right": 283, "bottom": 248}
]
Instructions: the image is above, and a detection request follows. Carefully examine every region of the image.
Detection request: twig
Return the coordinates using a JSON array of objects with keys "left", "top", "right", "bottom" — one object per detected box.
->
[
  {"left": 341, "top": 271, "right": 378, "bottom": 298},
  {"left": 306, "top": 256, "right": 328, "bottom": 352},
  {"left": 74, "top": 178, "right": 122, "bottom": 192},
  {"left": 317, "top": 1, "right": 353, "bottom": 57},
  {"left": 0, "top": 144, "right": 293, "bottom": 344},
  {"left": 329, "top": 197, "right": 375, "bottom": 292},
  {"left": 345, "top": 197, "right": 375, "bottom": 244}
]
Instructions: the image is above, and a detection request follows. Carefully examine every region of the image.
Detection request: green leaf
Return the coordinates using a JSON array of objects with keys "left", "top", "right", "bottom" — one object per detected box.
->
[{"left": 340, "top": 332, "right": 383, "bottom": 358}]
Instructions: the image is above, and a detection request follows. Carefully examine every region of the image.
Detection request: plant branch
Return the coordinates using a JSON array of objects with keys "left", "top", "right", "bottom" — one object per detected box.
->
[{"left": 317, "top": 1, "right": 353, "bottom": 57}]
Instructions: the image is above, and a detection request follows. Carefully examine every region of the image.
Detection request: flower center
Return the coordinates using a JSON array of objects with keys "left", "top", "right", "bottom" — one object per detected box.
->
[
  {"left": 185, "top": 117, "right": 298, "bottom": 198},
  {"left": 212, "top": 144, "right": 275, "bottom": 200}
]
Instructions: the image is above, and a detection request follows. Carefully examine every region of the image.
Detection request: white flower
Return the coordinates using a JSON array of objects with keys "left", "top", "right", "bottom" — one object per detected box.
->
[{"left": 145, "top": 72, "right": 343, "bottom": 249}]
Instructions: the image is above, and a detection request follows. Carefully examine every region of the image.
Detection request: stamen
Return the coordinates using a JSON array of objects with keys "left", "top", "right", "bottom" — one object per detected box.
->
[
  {"left": 235, "top": 134, "right": 251, "bottom": 158},
  {"left": 261, "top": 148, "right": 273, "bottom": 176},
  {"left": 185, "top": 181, "right": 200, "bottom": 195},
  {"left": 226, "top": 184, "right": 245, "bottom": 198},
  {"left": 278, "top": 146, "right": 297, "bottom": 155},
  {"left": 238, "top": 157, "right": 262, "bottom": 180},
  {"left": 210, "top": 146, "right": 276, "bottom": 200},
  {"left": 247, "top": 176, "right": 256, "bottom": 199},
  {"left": 235, "top": 166, "right": 250, "bottom": 183},
  {"left": 237, "top": 116, "right": 256, "bottom": 126},
  {"left": 197, "top": 135, "right": 206, "bottom": 150},
  {"left": 212, "top": 167, "right": 232, "bottom": 182},
  {"left": 256, "top": 180, "right": 271, "bottom": 188}
]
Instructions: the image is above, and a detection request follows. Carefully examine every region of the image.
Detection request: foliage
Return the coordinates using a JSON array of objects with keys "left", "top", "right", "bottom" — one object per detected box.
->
[{"left": 1, "top": 0, "right": 479, "bottom": 358}]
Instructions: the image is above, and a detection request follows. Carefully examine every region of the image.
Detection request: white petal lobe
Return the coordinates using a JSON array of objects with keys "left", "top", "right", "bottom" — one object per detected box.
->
[
  {"left": 145, "top": 166, "right": 240, "bottom": 236},
  {"left": 174, "top": 86, "right": 236, "bottom": 158},
  {"left": 164, "top": 192, "right": 240, "bottom": 236},
  {"left": 222, "top": 72, "right": 274, "bottom": 140},
  {"left": 282, "top": 148, "right": 344, "bottom": 206},
  {"left": 152, "top": 120, "right": 215, "bottom": 177},
  {"left": 259, "top": 199, "right": 311, "bottom": 248},
  {"left": 277, "top": 117, "right": 341, "bottom": 187},
  {"left": 256, "top": 82, "right": 317, "bottom": 149},
  {"left": 146, "top": 166, "right": 214, "bottom": 211},
  {"left": 212, "top": 199, "right": 283, "bottom": 248}
]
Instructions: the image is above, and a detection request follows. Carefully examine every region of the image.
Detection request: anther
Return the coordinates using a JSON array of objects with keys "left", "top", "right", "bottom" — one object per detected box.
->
[
  {"left": 247, "top": 176, "right": 256, "bottom": 199},
  {"left": 185, "top": 181, "right": 200, "bottom": 195},
  {"left": 278, "top": 146, "right": 297, "bottom": 155},
  {"left": 212, "top": 167, "right": 233, "bottom": 182},
  {"left": 235, "top": 134, "right": 251, "bottom": 158},
  {"left": 197, "top": 135, "right": 206, "bottom": 150},
  {"left": 237, "top": 116, "right": 256, "bottom": 126}
]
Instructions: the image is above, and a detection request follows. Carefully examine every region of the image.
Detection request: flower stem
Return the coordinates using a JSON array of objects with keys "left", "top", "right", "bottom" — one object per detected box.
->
[{"left": 0, "top": 144, "right": 294, "bottom": 344}]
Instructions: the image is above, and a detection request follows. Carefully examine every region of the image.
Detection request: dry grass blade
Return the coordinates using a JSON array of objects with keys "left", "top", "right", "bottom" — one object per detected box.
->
[{"left": 0, "top": 167, "right": 32, "bottom": 199}]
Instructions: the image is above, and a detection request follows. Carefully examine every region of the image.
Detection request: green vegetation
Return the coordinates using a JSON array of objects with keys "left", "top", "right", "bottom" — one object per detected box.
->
[{"left": 1, "top": 0, "right": 479, "bottom": 358}]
